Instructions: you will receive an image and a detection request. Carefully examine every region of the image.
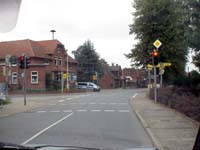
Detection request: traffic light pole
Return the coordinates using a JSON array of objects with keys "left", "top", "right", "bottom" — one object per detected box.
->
[
  {"left": 153, "top": 54, "right": 157, "bottom": 104},
  {"left": 23, "top": 55, "right": 27, "bottom": 106}
]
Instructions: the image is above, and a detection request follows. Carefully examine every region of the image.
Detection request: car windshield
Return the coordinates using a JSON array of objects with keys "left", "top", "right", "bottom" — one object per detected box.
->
[{"left": 0, "top": 0, "right": 199, "bottom": 150}]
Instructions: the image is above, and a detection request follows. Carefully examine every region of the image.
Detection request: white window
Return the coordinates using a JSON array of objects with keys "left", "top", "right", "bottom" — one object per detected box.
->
[
  {"left": 31, "top": 71, "right": 38, "bottom": 84},
  {"left": 55, "top": 58, "right": 62, "bottom": 66},
  {"left": 12, "top": 72, "right": 17, "bottom": 84}
]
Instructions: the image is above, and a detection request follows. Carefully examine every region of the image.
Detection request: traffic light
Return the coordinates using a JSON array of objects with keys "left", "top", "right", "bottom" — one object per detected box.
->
[
  {"left": 153, "top": 50, "right": 159, "bottom": 66},
  {"left": 26, "top": 56, "right": 30, "bottom": 69},
  {"left": 19, "top": 55, "right": 25, "bottom": 69},
  {"left": 18, "top": 55, "right": 30, "bottom": 69}
]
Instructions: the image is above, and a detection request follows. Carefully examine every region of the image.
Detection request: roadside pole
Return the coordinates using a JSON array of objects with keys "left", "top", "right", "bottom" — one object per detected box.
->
[
  {"left": 61, "top": 58, "right": 64, "bottom": 94},
  {"left": 66, "top": 51, "right": 69, "bottom": 90},
  {"left": 153, "top": 58, "right": 157, "bottom": 104},
  {"left": 23, "top": 55, "right": 27, "bottom": 106}
]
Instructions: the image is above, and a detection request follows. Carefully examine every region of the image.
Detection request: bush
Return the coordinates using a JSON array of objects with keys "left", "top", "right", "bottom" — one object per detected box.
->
[{"left": 149, "top": 87, "right": 200, "bottom": 122}]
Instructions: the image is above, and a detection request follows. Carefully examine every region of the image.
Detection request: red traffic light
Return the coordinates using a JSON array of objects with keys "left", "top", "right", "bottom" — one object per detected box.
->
[
  {"left": 19, "top": 55, "right": 25, "bottom": 61},
  {"left": 153, "top": 51, "right": 158, "bottom": 57}
]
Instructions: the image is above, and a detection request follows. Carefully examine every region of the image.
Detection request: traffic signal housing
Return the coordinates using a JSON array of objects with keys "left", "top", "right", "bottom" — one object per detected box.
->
[
  {"left": 26, "top": 56, "right": 30, "bottom": 69},
  {"left": 19, "top": 55, "right": 25, "bottom": 69},
  {"left": 153, "top": 50, "right": 159, "bottom": 66},
  {"left": 18, "top": 55, "right": 30, "bottom": 69}
]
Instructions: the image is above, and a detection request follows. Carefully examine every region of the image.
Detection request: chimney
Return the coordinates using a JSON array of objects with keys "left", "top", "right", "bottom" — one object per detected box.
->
[{"left": 112, "top": 63, "right": 114, "bottom": 66}]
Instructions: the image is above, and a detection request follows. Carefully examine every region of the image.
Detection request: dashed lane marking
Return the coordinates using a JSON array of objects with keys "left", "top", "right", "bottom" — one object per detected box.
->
[
  {"left": 104, "top": 110, "right": 115, "bottom": 112},
  {"left": 37, "top": 111, "right": 46, "bottom": 113},
  {"left": 77, "top": 110, "right": 87, "bottom": 112},
  {"left": 91, "top": 110, "right": 101, "bottom": 112},
  {"left": 50, "top": 110, "right": 60, "bottom": 113},
  {"left": 63, "top": 110, "right": 73, "bottom": 113},
  {"left": 58, "top": 100, "right": 65, "bottom": 103}
]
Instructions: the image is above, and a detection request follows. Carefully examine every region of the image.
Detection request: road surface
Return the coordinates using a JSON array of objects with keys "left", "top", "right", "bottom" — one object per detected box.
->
[{"left": 0, "top": 89, "right": 154, "bottom": 150}]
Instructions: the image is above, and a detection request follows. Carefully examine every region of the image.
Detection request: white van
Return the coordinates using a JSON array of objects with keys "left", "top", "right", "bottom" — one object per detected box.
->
[{"left": 76, "top": 82, "right": 101, "bottom": 92}]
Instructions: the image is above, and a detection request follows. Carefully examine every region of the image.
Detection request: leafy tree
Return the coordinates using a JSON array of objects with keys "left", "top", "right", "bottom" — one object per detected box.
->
[
  {"left": 72, "top": 40, "right": 103, "bottom": 82},
  {"left": 126, "top": 0, "right": 189, "bottom": 81},
  {"left": 188, "top": 0, "right": 200, "bottom": 70}
]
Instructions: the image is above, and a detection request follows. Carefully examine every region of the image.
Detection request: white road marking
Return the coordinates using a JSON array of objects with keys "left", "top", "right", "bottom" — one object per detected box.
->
[
  {"left": 67, "top": 98, "right": 72, "bottom": 100},
  {"left": 132, "top": 93, "right": 138, "bottom": 98},
  {"left": 21, "top": 112, "right": 73, "bottom": 145},
  {"left": 61, "top": 104, "right": 66, "bottom": 105},
  {"left": 91, "top": 110, "right": 101, "bottom": 112},
  {"left": 58, "top": 100, "right": 65, "bottom": 103},
  {"left": 37, "top": 111, "right": 46, "bottom": 113},
  {"left": 118, "top": 110, "right": 129, "bottom": 113},
  {"left": 50, "top": 110, "right": 60, "bottom": 113},
  {"left": 63, "top": 110, "right": 73, "bottom": 113},
  {"left": 104, "top": 110, "right": 115, "bottom": 112},
  {"left": 77, "top": 110, "right": 87, "bottom": 112}
]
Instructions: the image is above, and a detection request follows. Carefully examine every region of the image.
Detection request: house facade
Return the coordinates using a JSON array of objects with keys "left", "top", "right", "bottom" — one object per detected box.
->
[
  {"left": 100, "top": 63, "right": 122, "bottom": 89},
  {"left": 0, "top": 39, "right": 77, "bottom": 91}
]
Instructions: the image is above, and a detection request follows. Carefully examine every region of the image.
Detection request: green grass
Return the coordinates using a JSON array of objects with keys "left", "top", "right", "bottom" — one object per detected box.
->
[{"left": 0, "top": 97, "right": 11, "bottom": 105}]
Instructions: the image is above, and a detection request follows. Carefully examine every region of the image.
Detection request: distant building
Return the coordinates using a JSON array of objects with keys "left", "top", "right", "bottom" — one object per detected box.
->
[
  {"left": 100, "top": 63, "right": 122, "bottom": 89},
  {"left": 0, "top": 39, "right": 77, "bottom": 91},
  {"left": 122, "top": 68, "right": 147, "bottom": 88}
]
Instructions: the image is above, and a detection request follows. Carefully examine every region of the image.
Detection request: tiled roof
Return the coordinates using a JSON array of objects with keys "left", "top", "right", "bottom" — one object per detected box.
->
[
  {"left": 0, "top": 39, "right": 48, "bottom": 58},
  {"left": 37, "top": 39, "right": 62, "bottom": 54},
  {"left": 0, "top": 39, "right": 76, "bottom": 64}
]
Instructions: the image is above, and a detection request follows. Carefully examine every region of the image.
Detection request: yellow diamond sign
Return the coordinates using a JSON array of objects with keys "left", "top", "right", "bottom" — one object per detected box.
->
[{"left": 153, "top": 40, "right": 162, "bottom": 49}]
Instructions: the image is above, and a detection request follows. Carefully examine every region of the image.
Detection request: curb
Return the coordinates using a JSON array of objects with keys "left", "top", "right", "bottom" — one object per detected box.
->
[{"left": 130, "top": 96, "right": 164, "bottom": 150}]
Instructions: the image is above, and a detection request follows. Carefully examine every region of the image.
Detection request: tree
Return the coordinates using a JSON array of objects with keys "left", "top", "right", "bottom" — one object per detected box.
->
[
  {"left": 188, "top": 0, "right": 200, "bottom": 70},
  {"left": 72, "top": 40, "right": 103, "bottom": 82},
  {"left": 126, "top": 0, "right": 189, "bottom": 81}
]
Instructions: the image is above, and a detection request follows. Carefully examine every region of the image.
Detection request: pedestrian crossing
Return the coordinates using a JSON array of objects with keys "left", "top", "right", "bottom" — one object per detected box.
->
[{"left": 36, "top": 109, "right": 130, "bottom": 113}]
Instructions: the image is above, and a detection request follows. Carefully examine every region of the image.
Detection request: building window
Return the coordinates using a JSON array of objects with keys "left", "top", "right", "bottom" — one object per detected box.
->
[
  {"left": 12, "top": 72, "right": 17, "bottom": 84},
  {"left": 31, "top": 71, "right": 38, "bottom": 84},
  {"left": 55, "top": 58, "right": 62, "bottom": 66}
]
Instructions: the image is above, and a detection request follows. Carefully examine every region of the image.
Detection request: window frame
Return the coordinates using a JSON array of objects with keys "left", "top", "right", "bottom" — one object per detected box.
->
[{"left": 31, "top": 71, "right": 39, "bottom": 84}]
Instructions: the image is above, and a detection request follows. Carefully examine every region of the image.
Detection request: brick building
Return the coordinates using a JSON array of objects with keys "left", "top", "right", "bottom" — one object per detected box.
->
[
  {"left": 0, "top": 39, "right": 77, "bottom": 91},
  {"left": 122, "top": 68, "right": 147, "bottom": 88},
  {"left": 100, "top": 63, "right": 122, "bottom": 89}
]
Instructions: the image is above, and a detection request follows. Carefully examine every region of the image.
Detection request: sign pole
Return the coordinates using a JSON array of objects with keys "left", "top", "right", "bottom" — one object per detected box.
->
[
  {"left": 153, "top": 59, "right": 157, "bottom": 104},
  {"left": 23, "top": 55, "right": 27, "bottom": 106}
]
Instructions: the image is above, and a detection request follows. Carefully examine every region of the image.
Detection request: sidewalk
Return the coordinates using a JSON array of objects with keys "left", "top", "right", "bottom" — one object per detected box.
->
[
  {"left": 0, "top": 98, "right": 46, "bottom": 118},
  {"left": 131, "top": 91, "right": 199, "bottom": 150}
]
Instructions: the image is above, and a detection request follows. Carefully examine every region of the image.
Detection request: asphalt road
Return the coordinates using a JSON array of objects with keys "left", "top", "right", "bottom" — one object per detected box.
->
[{"left": 0, "top": 89, "right": 154, "bottom": 150}]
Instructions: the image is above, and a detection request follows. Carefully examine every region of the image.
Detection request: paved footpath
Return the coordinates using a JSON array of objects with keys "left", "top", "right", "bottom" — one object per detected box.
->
[{"left": 131, "top": 90, "right": 199, "bottom": 150}]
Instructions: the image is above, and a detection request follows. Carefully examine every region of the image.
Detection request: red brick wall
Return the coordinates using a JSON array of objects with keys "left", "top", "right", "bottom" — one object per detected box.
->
[{"left": 99, "top": 71, "right": 114, "bottom": 89}]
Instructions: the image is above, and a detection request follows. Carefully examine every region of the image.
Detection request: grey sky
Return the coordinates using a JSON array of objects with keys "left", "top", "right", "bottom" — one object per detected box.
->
[{"left": 0, "top": 0, "right": 135, "bottom": 68}]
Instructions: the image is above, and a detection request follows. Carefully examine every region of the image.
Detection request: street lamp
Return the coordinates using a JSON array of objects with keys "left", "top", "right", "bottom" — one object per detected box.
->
[
  {"left": 50, "top": 30, "right": 56, "bottom": 40},
  {"left": 66, "top": 50, "right": 69, "bottom": 90}
]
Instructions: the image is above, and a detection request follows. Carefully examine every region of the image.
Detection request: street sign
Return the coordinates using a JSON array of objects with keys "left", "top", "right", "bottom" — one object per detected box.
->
[
  {"left": 159, "top": 69, "right": 165, "bottom": 75},
  {"left": 147, "top": 62, "right": 172, "bottom": 68},
  {"left": 93, "top": 75, "right": 97, "bottom": 80},
  {"left": 153, "top": 40, "right": 162, "bottom": 49},
  {"left": 63, "top": 73, "right": 67, "bottom": 79}
]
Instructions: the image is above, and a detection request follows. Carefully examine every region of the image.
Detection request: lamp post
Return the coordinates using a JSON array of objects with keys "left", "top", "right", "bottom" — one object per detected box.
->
[{"left": 50, "top": 30, "right": 56, "bottom": 40}]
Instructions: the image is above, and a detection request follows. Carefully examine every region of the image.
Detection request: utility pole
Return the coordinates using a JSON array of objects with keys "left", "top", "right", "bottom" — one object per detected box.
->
[{"left": 61, "top": 58, "right": 64, "bottom": 94}]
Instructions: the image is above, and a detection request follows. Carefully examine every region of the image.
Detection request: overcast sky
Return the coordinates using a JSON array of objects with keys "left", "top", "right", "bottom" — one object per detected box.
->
[{"left": 0, "top": 0, "right": 135, "bottom": 68}]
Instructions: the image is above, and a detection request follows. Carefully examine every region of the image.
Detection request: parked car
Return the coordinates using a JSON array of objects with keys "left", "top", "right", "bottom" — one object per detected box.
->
[{"left": 76, "top": 82, "right": 101, "bottom": 92}]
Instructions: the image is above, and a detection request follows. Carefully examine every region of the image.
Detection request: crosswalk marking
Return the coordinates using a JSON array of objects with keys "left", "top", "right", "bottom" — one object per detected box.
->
[
  {"left": 36, "top": 109, "right": 129, "bottom": 113},
  {"left": 104, "top": 110, "right": 115, "bottom": 112}
]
